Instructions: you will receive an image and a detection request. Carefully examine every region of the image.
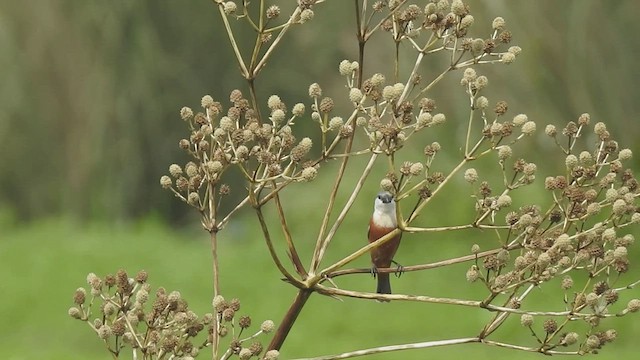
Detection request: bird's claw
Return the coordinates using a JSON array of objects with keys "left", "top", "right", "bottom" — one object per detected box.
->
[
  {"left": 370, "top": 266, "right": 378, "bottom": 279},
  {"left": 392, "top": 260, "right": 404, "bottom": 278}
]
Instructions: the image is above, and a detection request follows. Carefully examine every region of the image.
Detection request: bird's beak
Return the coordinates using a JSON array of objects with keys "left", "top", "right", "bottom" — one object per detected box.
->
[{"left": 381, "top": 194, "right": 393, "bottom": 203}]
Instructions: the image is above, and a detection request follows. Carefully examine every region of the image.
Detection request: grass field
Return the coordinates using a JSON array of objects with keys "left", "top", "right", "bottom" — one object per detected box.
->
[{"left": 2, "top": 198, "right": 640, "bottom": 360}]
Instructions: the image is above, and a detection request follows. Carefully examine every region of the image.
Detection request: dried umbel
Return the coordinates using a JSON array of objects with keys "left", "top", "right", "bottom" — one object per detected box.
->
[
  {"left": 70, "top": 271, "right": 275, "bottom": 359},
  {"left": 161, "top": 89, "right": 322, "bottom": 231}
]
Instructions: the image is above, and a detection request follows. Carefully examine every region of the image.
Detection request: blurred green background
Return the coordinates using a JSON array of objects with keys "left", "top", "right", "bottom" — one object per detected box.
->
[{"left": 1, "top": 1, "right": 640, "bottom": 359}]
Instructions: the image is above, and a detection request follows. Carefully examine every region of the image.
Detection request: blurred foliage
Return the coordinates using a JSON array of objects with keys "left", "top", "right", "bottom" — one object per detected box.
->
[{"left": 0, "top": 0, "right": 639, "bottom": 222}]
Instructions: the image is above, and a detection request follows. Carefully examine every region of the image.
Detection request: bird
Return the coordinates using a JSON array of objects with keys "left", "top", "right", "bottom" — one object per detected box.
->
[{"left": 368, "top": 191, "right": 403, "bottom": 298}]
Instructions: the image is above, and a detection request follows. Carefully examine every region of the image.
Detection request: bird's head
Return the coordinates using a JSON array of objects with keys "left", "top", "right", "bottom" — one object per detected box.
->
[{"left": 374, "top": 191, "right": 396, "bottom": 214}]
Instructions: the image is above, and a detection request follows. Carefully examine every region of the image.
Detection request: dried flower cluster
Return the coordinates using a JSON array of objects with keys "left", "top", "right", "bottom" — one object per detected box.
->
[
  {"left": 69, "top": 270, "right": 277, "bottom": 359},
  {"left": 462, "top": 114, "right": 640, "bottom": 353},
  {"left": 69, "top": 270, "right": 208, "bottom": 358},
  {"left": 160, "top": 89, "right": 321, "bottom": 232}
]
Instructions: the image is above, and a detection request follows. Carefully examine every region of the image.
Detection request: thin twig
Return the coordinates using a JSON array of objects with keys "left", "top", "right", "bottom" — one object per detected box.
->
[{"left": 291, "top": 337, "right": 481, "bottom": 360}]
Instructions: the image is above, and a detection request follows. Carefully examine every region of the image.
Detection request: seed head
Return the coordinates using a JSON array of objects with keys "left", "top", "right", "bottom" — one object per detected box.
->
[
  {"left": 264, "top": 350, "right": 280, "bottom": 360},
  {"left": 471, "top": 244, "right": 480, "bottom": 254},
  {"left": 627, "top": 299, "right": 640, "bottom": 312},
  {"left": 432, "top": 113, "right": 446, "bottom": 125},
  {"left": 300, "top": 8, "right": 314, "bottom": 22},
  {"left": 594, "top": 122, "right": 607, "bottom": 136},
  {"left": 586, "top": 335, "right": 601, "bottom": 349},
  {"left": 523, "top": 163, "right": 537, "bottom": 176},
  {"left": 223, "top": 1, "right": 237, "bottom": 14},
  {"left": 201, "top": 95, "right": 214, "bottom": 109},
  {"left": 508, "top": 46, "right": 522, "bottom": 56},
  {"left": 212, "top": 295, "right": 226, "bottom": 312},
  {"left": 497, "top": 194, "right": 512, "bottom": 208},
  {"left": 544, "top": 124, "right": 557, "bottom": 137},
  {"left": 380, "top": 178, "right": 394, "bottom": 191},
  {"left": 492, "top": 17, "right": 506, "bottom": 30},
  {"left": 68, "top": 307, "right": 82, "bottom": 319},
  {"left": 520, "top": 314, "right": 533, "bottom": 327},
  {"left": 160, "top": 176, "right": 172, "bottom": 189},
  {"left": 466, "top": 265, "right": 479, "bottom": 282},
  {"left": 602, "top": 228, "right": 616, "bottom": 242},
  {"left": 169, "top": 164, "right": 183, "bottom": 178},
  {"left": 338, "top": 60, "right": 353, "bottom": 76},
  {"left": 563, "top": 332, "right": 579, "bottom": 345},
  {"left": 612, "top": 199, "right": 627, "bottom": 215},
  {"left": 494, "top": 100, "right": 508, "bottom": 115},
  {"left": 382, "top": 85, "right": 397, "bottom": 101},
  {"left": 619, "top": 148, "right": 632, "bottom": 161},
  {"left": 536, "top": 252, "right": 551, "bottom": 268},
  {"left": 474, "top": 76, "right": 488, "bottom": 90},
  {"left": 222, "top": 308, "right": 235, "bottom": 322},
  {"left": 460, "top": 15, "right": 474, "bottom": 29},
  {"left": 238, "top": 315, "right": 252, "bottom": 329},
  {"left": 290, "top": 138, "right": 312, "bottom": 162},
  {"left": 300, "top": 167, "right": 318, "bottom": 182},
  {"left": 497, "top": 145, "right": 512, "bottom": 160},
  {"left": 291, "top": 103, "right": 305, "bottom": 117},
  {"left": 409, "top": 163, "right": 424, "bottom": 176},
  {"left": 501, "top": 52, "right": 515, "bottom": 64},
  {"left": 490, "top": 122, "right": 503, "bottom": 136},
  {"left": 349, "top": 88, "right": 364, "bottom": 103},
  {"left": 463, "top": 68, "right": 477, "bottom": 82},
  {"left": 619, "top": 234, "right": 635, "bottom": 247},
  {"left": 319, "top": 97, "right": 334, "bottom": 113},
  {"left": 181, "top": 107, "right": 194, "bottom": 120},
  {"left": 561, "top": 276, "right": 573, "bottom": 290},
  {"left": 98, "top": 325, "right": 113, "bottom": 340},
  {"left": 471, "top": 38, "right": 485, "bottom": 53},
  {"left": 612, "top": 246, "right": 627, "bottom": 260},
  {"left": 585, "top": 292, "right": 599, "bottom": 306},
  {"left": 261, "top": 320, "right": 275, "bottom": 333},
  {"left": 464, "top": 168, "right": 478, "bottom": 183},
  {"left": 475, "top": 96, "right": 489, "bottom": 109},
  {"left": 416, "top": 113, "right": 432, "bottom": 128},
  {"left": 543, "top": 319, "right": 557, "bottom": 333},
  {"left": 308, "top": 83, "right": 322, "bottom": 98},
  {"left": 605, "top": 188, "right": 618, "bottom": 202},
  {"left": 185, "top": 162, "right": 198, "bottom": 178},
  {"left": 521, "top": 121, "right": 536, "bottom": 135},
  {"left": 239, "top": 348, "right": 252, "bottom": 360},
  {"left": 603, "top": 329, "right": 617, "bottom": 342},
  {"left": 579, "top": 151, "right": 593, "bottom": 165},
  {"left": 476, "top": 96, "right": 489, "bottom": 109},
  {"left": 369, "top": 74, "right": 385, "bottom": 88},
  {"left": 219, "top": 116, "right": 235, "bottom": 132},
  {"left": 264, "top": 5, "right": 280, "bottom": 19},
  {"left": 328, "top": 117, "right": 343, "bottom": 131}
]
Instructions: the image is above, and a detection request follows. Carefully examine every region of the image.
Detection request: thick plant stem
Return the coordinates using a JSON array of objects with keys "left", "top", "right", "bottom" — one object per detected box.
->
[{"left": 268, "top": 289, "right": 313, "bottom": 351}]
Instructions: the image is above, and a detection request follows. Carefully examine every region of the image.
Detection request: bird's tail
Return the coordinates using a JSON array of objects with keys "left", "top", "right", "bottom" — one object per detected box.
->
[{"left": 376, "top": 273, "right": 391, "bottom": 302}]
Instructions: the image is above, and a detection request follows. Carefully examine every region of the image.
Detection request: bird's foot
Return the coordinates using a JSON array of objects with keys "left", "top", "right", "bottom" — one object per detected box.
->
[
  {"left": 391, "top": 260, "right": 404, "bottom": 278},
  {"left": 370, "top": 266, "right": 378, "bottom": 279}
]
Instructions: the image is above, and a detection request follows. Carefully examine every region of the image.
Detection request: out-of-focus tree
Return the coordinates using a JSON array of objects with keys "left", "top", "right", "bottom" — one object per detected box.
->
[{"left": 1, "top": 1, "right": 638, "bottom": 222}]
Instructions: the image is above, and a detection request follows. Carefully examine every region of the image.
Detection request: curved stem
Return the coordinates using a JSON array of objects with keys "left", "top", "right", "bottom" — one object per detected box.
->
[{"left": 291, "top": 337, "right": 481, "bottom": 360}]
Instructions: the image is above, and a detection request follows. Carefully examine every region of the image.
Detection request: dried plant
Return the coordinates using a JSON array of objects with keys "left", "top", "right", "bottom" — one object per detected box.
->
[{"left": 70, "top": 1, "right": 640, "bottom": 359}]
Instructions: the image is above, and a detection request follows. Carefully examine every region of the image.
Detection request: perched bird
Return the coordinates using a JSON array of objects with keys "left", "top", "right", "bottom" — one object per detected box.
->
[{"left": 368, "top": 191, "right": 403, "bottom": 297}]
